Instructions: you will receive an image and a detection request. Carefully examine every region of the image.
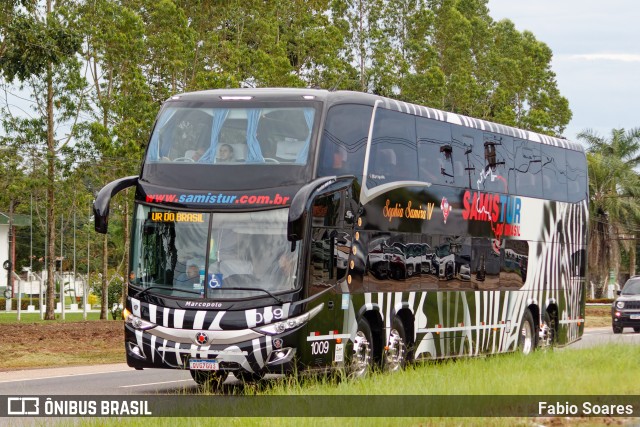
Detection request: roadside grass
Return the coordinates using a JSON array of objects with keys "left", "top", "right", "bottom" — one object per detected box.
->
[
  {"left": 74, "top": 344, "right": 640, "bottom": 426},
  {"left": 0, "top": 311, "right": 103, "bottom": 323},
  {"left": 2, "top": 343, "right": 123, "bottom": 369}
]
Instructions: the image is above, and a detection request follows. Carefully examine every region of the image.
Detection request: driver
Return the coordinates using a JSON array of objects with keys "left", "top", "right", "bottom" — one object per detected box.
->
[{"left": 176, "top": 260, "right": 201, "bottom": 287}]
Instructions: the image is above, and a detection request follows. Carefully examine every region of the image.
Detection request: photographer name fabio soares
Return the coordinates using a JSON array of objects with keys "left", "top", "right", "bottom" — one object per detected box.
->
[{"left": 538, "top": 401, "right": 634, "bottom": 416}]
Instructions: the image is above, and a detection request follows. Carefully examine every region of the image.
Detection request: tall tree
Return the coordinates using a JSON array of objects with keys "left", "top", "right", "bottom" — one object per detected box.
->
[
  {"left": 580, "top": 128, "right": 640, "bottom": 294},
  {"left": 0, "top": 1, "right": 83, "bottom": 320},
  {"left": 75, "top": 0, "right": 154, "bottom": 318}
]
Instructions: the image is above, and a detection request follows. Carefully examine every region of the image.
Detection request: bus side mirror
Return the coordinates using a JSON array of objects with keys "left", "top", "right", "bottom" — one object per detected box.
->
[{"left": 93, "top": 176, "right": 139, "bottom": 234}]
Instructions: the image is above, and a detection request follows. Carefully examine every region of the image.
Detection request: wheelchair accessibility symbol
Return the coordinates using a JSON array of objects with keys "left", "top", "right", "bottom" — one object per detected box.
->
[{"left": 208, "top": 274, "right": 223, "bottom": 289}]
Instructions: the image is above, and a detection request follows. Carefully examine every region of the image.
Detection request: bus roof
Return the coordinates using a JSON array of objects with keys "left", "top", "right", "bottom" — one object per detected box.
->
[{"left": 170, "top": 88, "right": 582, "bottom": 152}]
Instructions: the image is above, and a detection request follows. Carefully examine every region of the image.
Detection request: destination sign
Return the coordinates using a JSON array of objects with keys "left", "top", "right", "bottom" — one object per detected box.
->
[{"left": 149, "top": 212, "right": 205, "bottom": 223}]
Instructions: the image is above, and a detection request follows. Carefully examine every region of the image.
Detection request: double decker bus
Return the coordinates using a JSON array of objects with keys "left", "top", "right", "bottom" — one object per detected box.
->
[{"left": 94, "top": 88, "right": 588, "bottom": 385}]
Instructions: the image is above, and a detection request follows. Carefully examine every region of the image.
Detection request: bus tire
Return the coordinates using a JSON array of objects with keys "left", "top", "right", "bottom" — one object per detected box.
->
[
  {"left": 190, "top": 369, "right": 228, "bottom": 388},
  {"left": 383, "top": 316, "right": 408, "bottom": 372},
  {"left": 348, "top": 318, "right": 374, "bottom": 378},
  {"left": 518, "top": 309, "right": 536, "bottom": 354},
  {"left": 540, "top": 311, "right": 557, "bottom": 348}
]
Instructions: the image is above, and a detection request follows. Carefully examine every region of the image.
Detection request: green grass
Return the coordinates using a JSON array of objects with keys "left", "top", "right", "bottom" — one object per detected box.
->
[
  {"left": 69, "top": 344, "right": 640, "bottom": 426},
  {"left": 0, "top": 311, "right": 103, "bottom": 323}
]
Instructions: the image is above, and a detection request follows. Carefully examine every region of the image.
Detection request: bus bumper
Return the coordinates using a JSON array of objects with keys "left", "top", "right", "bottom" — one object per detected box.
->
[{"left": 124, "top": 323, "right": 298, "bottom": 376}]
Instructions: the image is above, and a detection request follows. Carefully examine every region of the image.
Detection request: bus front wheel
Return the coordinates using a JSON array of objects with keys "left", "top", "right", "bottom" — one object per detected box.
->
[
  {"left": 518, "top": 309, "right": 537, "bottom": 354},
  {"left": 348, "top": 318, "right": 374, "bottom": 378}
]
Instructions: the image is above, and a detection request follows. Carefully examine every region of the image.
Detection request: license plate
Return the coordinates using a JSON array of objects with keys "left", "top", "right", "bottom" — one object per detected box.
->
[
  {"left": 630, "top": 314, "right": 640, "bottom": 320},
  {"left": 189, "top": 359, "right": 219, "bottom": 370}
]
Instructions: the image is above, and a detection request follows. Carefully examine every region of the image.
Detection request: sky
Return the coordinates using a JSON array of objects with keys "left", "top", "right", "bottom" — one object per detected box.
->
[{"left": 487, "top": 0, "right": 640, "bottom": 145}]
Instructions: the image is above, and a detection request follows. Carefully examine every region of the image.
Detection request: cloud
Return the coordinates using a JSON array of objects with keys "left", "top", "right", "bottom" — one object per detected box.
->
[{"left": 564, "top": 53, "right": 640, "bottom": 62}]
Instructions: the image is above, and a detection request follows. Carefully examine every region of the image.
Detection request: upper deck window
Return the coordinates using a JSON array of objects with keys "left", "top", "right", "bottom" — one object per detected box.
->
[{"left": 146, "top": 104, "right": 316, "bottom": 166}]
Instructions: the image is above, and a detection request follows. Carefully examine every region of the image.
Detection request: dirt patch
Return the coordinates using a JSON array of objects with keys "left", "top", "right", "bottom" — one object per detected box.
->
[{"left": 0, "top": 320, "right": 124, "bottom": 371}]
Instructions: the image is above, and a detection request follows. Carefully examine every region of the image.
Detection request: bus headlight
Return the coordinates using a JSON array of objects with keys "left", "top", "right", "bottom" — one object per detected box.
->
[
  {"left": 123, "top": 308, "right": 157, "bottom": 331},
  {"left": 253, "top": 303, "right": 324, "bottom": 336}
]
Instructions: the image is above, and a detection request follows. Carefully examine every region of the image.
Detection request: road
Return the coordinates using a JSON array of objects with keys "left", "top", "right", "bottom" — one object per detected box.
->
[{"left": 0, "top": 327, "right": 638, "bottom": 396}]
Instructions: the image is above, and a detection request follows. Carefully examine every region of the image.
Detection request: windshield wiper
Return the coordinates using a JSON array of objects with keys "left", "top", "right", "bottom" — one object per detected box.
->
[
  {"left": 214, "top": 287, "right": 285, "bottom": 304},
  {"left": 134, "top": 285, "right": 201, "bottom": 298}
]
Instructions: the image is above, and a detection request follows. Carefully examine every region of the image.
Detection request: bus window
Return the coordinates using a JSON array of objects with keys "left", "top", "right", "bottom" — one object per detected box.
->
[
  {"left": 146, "top": 105, "right": 316, "bottom": 165},
  {"left": 566, "top": 150, "right": 588, "bottom": 203},
  {"left": 318, "top": 104, "right": 372, "bottom": 178},
  {"left": 450, "top": 126, "right": 480, "bottom": 189},
  {"left": 367, "top": 109, "right": 418, "bottom": 187},
  {"left": 158, "top": 109, "right": 213, "bottom": 161},
  {"left": 417, "top": 117, "right": 452, "bottom": 185},
  {"left": 514, "top": 139, "right": 542, "bottom": 198},
  {"left": 541, "top": 144, "right": 568, "bottom": 201},
  {"left": 470, "top": 238, "right": 501, "bottom": 289},
  {"left": 479, "top": 133, "right": 514, "bottom": 194},
  {"left": 500, "top": 240, "right": 528, "bottom": 289}
]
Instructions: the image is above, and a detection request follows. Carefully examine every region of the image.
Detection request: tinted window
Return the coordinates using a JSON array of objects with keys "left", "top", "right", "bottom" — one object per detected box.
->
[
  {"left": 367, "top": 108, "right": 418, "bottom": 188},
  {"left": 513, "top": 139, "right": 542, "bottom": 198},
  {"left": 566, "top": 150, "right": 588, "bottom": 203},
  {"left": 417, "top": 117, "right": 452, "bottom": 185},
  {"left": 318, "top": 104, "right": 372, "bottom": 179},
  {"left": 478, "top": 133, "right": 514, "bottom": 194},
  {"left": 449, "top": 126, "right": 479, "bottom": 188},
  {"left": 541, "top": 144, "right": 568, "bottom": 201},
  {"left": 500, "top": 240, "right": 528, "bottom": 289}
]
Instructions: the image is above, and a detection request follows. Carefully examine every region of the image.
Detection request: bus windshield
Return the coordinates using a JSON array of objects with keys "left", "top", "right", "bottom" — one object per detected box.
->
[
  {"left": 145, "top": 104, "right": 316, "bottom": 165},
  {"left": 130, "top": 206, "right": 299, "bottom": 299}
]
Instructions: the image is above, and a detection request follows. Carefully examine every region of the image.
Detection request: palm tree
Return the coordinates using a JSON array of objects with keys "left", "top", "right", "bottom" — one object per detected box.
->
[{"left": 579, "top": 128, "right": 640, "bottom": 295}]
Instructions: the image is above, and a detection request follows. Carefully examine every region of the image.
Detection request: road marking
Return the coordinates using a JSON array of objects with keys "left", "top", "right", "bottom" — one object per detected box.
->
[
  {"left": 0, "top": 368, "right": 132, "bottom": 384},
  {"left": 120, "top": 379, "right": 193, "bottom": 388}
]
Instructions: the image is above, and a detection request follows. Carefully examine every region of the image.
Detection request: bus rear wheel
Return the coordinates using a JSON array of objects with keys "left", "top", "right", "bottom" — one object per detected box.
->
[
  {"left": 518, "top": 309, "right": 536, "bottom": 354},
  {"left": 190, "top": 369, "right": 228, "bottom": 388},
  {"left": 383, "top": 316, "right": 408, "bottom": 372},
  {"left": 539, "top": 311, "right": 556, "bottom": 349},
  {"left": 348, "top": 318, "right": 374, "bottom": 378}
]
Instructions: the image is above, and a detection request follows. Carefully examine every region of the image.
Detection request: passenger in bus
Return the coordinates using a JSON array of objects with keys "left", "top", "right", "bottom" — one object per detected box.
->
[{"left": 216, "top": 144, "right": 234, "bottom": 163}]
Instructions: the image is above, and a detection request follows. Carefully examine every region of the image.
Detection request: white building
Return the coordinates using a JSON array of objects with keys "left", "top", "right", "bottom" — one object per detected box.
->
[{"left": 1, "top": 212, "right": 31, "bottom": 295}]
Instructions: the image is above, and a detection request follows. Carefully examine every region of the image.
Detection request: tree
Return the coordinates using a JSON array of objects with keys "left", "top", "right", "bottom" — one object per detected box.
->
[
  {"left": 580, "top": 128, "right": 640, "bottom": 294},
  {"left": 0, "top": 0, "right": 84, "bottom": 320},
  {"left": 75, "top": 0, "right": 155, "bottom": 318}
]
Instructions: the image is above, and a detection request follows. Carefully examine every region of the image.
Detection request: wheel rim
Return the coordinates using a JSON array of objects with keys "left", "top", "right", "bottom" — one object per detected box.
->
[
  {"left": 540, "top": 316, "right": 556, "bottom": 348},
  {"left": 520, "top": 319, "right": 533, "bottom": 354},
  {"left": 350, "top": 331, "right": 371, "bottom": 377},
  {"left": 384, "top": 328, "right": 406, "bottom": 372}
]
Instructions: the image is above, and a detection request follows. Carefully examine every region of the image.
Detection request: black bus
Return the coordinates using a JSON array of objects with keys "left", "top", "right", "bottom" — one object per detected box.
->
[{"left": 94, "top": 88, "right": 588, "bottom": 384}]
